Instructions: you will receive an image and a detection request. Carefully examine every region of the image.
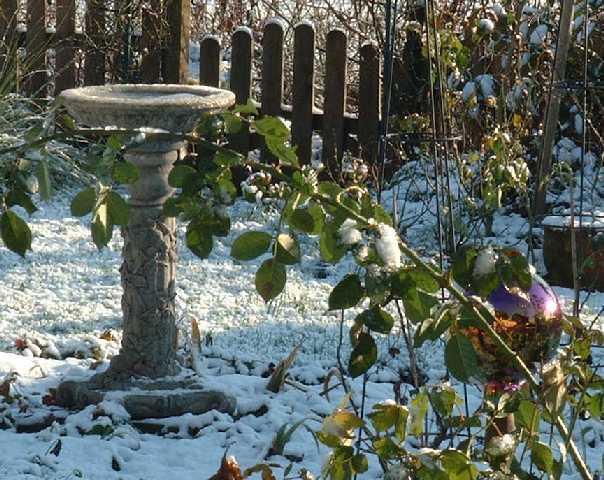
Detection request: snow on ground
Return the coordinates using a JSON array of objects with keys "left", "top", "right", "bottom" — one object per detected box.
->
[{"left": 0, "top": 167, "right": 603, "bottom": 478}]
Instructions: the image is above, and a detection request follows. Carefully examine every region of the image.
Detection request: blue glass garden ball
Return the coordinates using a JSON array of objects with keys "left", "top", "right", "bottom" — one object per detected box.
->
[{"left": 463, "top": 274, "right": 563, "bottom": 393}]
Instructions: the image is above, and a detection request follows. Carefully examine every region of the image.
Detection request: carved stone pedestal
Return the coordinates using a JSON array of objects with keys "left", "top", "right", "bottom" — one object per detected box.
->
[{"left": 55, "top": 84, "right": 236, "bottom": 420}]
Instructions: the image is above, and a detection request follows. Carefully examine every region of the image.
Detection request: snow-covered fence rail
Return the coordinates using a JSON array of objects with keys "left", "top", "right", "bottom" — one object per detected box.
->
[{"left": 0, "top": 1, "right": 381, "bottom": 172}]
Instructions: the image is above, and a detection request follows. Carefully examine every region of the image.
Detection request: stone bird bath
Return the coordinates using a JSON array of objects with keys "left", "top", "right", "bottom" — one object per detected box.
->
[{"left": 55, "top": 84, "right": 237, "bottom": 419}]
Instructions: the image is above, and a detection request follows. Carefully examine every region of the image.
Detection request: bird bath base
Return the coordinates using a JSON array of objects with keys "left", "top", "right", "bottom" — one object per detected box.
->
[
  {"left": 56, "top": 376, "right": 236, "bottom": 420},
  {"left": 55, "top": 84, "right": 236, "bottom": 418}
]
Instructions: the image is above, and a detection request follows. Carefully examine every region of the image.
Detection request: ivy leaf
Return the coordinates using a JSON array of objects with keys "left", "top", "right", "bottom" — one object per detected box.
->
[
  {"left": 0, "top": 210, "right": 32, "bottom": 257},
  {"left": 35, "top": 158, "right": 52, "bottom": 200},
  {"left": 231, "top": 231, "right": 272, "bottom": 261},
  {"left": 168, "top": 165, "right": 197, "bottom": 188},
  {"left": 356, "top": 307, "right": 394, "bottom": 334},
  {"left": 274, "top": 233, "right": 300, "bottom": 265},
  {"left": 531, "top": 441, "right": 554, "bottom": 474},
  {"left": 106, "top": 191, "right": 129, "bottom": 226},
  {"left": 348, "top": 332, "right": 377, "bottom": 377},
  {"left": 445, "top": 334, "right": 480, "bottom": 383},
  {"left": 113, "top": 162, "right": 139, "bottom": 184},
  {"left": 255, "top": 259, "right": 286, "bottom": 303},
  {"left": 186, "top": 219, "right": 213, "bottom": 259},
  {"left": 328, "top": 274, "right": 364, "bottom": 310}
]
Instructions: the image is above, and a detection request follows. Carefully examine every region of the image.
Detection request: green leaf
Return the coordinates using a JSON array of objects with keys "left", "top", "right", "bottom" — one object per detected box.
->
[
  {"left": 356, "top": 307, "right": 394, "bottom": 334},
  {"left": 409, "top": 389, "right": 429, "bottom": 437},
  {"left": 168, "top": 165, "right": 197, "bottom": 188},
  {"left": 451, "top": 247, "right": 478, "bottom": 288},
  {"left": 429, "top": 386, "right": 458, "bottom": 418},
  {"left": 113, "top": 162, "right": 139, "bottom": 184},
  {"left": 531, "top": 441, "right": 554, "bottom": 474},
  {"left": 414, "top": 310, "right": 454, "bottom": 347},
  {"left": 0, "top": 210, "right": 32, "bottom": 257},
  {"left": 440, "top": 450, "right": 478, "bottom": 480},
  {"left": 368, "top": 403, "right": 409, "bottom": 441},
  {"left": 90, "top": 203, "right": 113, "bottom": 250},
  {"left": 320, "top": 221, "right": 346, "bottom": 264},
  {"left": 35, "top": 158, "right": 52, "bottom": 201},
  {"left": 348, "top": 332, "right": 377, "bottom": 377},
  {"left": 214, "top": 149, "right": 242, "bottom": 167},
  {"left": 288, "top": 208, "right": 316, "bottom": 233},
  {"left": 351, "top": 454, "right": 368, "bottom": 474},
  {"left": 253, "top": 116, "right": 289, "bottom": 140},
  {"left": 106, "top": 191, "right": 129, "bottom": 226},
  {"left": 274, "top": 233, "right": 300, "bottom": 265},
  {"left": 515, "top": 400, "right": 540, "bottom": 432},
  {"left": 255, "top": 259, "right": 286, "bottom": 302},
  {"left": 445, "top": 334, "right": 480, "bottom": 383},
  {"left": 328, "top": 274, "right": 364, "bottom": 310},
  {"left": 5, "top": 189, "right": 37, "bottom": 215},
  {"left": 266, "top": 138, "right": 299, "bottom": 166},
  {"left": 186, "top": 219, "right": 213, "bottom": 259},
  {"left": 233, "top": 99, "right": 258, "bottom": 115},
  {"left": 231, "top": 231, "right": 272, "bottom": 261},
  {"left": 223, "top": 113, "right": 243, "bottom": 134}
]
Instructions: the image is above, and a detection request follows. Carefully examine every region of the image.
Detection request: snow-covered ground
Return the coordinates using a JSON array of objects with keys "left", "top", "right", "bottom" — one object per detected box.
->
[{"left": 0, "top": 168, "right": 603, "bottom": 478}]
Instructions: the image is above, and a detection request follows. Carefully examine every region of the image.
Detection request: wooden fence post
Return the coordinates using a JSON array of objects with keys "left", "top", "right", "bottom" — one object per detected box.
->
[
  {"left": 199, "top": 35, "right": 220, "bottom": 87},
  {"left": 55, "top": 0, "right": 77, "bottom": 94},
  {"left": 261, "top": 19, "right": 284, "bottom": 162},
  {"left": 26, "top": 0, "right": 49, "bottom": 97},
  {"left": 84, "top": 0, "right": 105, "bottom": 86},
  {"left": 292, "top": 22, "right": 315, "bottom": 166},
  {"left": 0, "top": 0, "right": 18, "bottom": 91},
  {"left": 230, "top": 27, "right": 253, "bottom": 153},
  {"left": 358, "top": 41, "right": 381, "bottom": 165},
  {"left": 534, "top": 0, "right": 575, "bottom": 216},
  {"left": 323, "top": 29, "right": 347, "bottom": 177},
  {"left": 140, "top": 0, "right": 162, "bottom": 83},
  {"left": 163, "top": 0, "right": 190, "bottom": 84}
]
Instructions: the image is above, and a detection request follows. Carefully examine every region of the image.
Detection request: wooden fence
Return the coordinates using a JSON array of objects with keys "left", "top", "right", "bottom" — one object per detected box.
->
[{"left": 0, "top": 1, "right": 382, "bottom": 172}]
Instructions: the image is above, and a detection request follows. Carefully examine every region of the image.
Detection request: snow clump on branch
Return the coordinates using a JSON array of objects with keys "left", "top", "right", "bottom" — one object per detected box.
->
[
  {"left": 338, "top": 219, "right": 363, "bottom": 246},
  {"left": 375, "top": 224, "right": 401, "bottom": 269}
]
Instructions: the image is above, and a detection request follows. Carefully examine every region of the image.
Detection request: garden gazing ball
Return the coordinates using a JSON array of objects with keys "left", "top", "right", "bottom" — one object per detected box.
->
[{"left": 463, "top": 273, "right": 563, "bottom": 393}]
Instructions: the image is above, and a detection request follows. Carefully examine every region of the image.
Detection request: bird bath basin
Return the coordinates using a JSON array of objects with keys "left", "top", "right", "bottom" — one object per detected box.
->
[{"left": 55, "top": 84, "right": 237, "bottom": 419}]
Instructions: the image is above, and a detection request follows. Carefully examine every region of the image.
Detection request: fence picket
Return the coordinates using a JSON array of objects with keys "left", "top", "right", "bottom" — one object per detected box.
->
[
  {"left": 230, "top": 27, "right": 253, "bottom": 153},
  {"left": 140, "top": 0, "right": 162, "bottom": 83},
  {"left": 292, "top": 22, "right": 315, "bottom": 166},
  {"left": 260, "top": 20, "right": 284, "bottom": 162},
  {"left": 199, "top": 35, "right": 220, "bottom": 87},
  {"left": 358, "top": 42, "right": 380, "bottom": 165},
  {"left": 84, "top": 0, "right": 105, "bottom": 86},
  {"left": 0, "top": 0, "right": 18, "bottom": 91},
  {"left": 55, "top": 0, "right": 77, "bottom": 94},
  {"left": 323, "top": 29, "right": 347, "bottom": 177},
  {"left": 163, "top": 0, "right": 190, "bottom": 84},
  {"left": 26, "top": 0, "right": 49, "bottom": 97}
]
